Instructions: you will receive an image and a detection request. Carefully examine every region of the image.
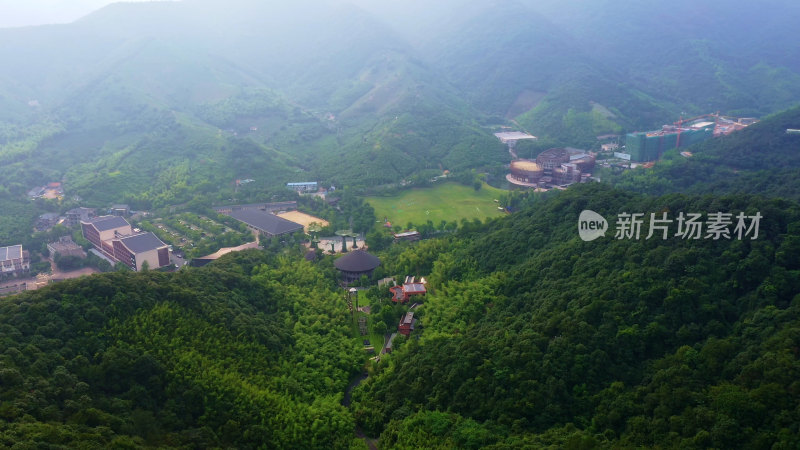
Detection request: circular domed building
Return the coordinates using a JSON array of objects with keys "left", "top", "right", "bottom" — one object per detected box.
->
[
  {"left": 509, "top": 160, "right": 544, "bottom": 184},
  {"left": 536, "top": 148, "right": 571, "bottom": 169},
  {"left": 334, "top": 249, "right": 381, "bottom": 284},
  {"left": 508, "top": 147, "right": 596, "bottom": 188}
]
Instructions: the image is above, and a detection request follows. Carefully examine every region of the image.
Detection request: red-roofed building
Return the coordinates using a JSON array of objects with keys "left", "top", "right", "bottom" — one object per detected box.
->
[
  {"left": 398, "top": 312, "right": 415, "bottom": 336},
  {"left": 390, "top": 276, "right": 427, "bottom": 303}
]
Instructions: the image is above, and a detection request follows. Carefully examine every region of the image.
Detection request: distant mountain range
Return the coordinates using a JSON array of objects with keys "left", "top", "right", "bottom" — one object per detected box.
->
[{"left": 0, "top": 0, "right": 798, "bottom": 203}]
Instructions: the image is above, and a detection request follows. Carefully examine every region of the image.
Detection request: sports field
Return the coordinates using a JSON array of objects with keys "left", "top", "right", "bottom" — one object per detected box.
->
[{"left": 365, "top": 182, "right": 506, "bottom": 228}]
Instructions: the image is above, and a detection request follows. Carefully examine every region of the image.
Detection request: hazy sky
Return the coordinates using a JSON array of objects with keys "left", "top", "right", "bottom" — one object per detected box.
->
[{"left": 0, "top": 0, "right": 174, "bottom": 28}]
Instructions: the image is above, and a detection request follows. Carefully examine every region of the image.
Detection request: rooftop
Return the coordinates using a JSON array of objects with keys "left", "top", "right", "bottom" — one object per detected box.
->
[
  {"left": 48, "top": 239, "right": 82, "bottom": 253},
  {"left": 228, "top": 209, "right": 304, "bottom": 235},
  {"left": 394, "top": 230, "right": 421, "bottom": 238},
  {"left": 119, "top": 232, "right": 168, "bottom": 254},
  {"left": 403, "top": 283, "right": 427, "bottom": 294},
  {"left": 85, "top": 215, "right": 130, "bottom": 232},
  {"left": 401, "top": 312, "right": 415, "bottom": 326},
  {"left": 334, "top": 249, "right": 381, "bottom": 273},
  {"left": 511, "top": 160, "right": 542, "bottom": 171},
  {"left": 67, "top": 207, "right": 95, "bottom": 215},
  {"left": 212, "top": 201, "right": 297, "bottom": 212},
  {"left": 0, "top": 245, "right": 23, "bottom": 261},
  {"left": 494, "top": 131, "right": 537, "bottom": 142}
]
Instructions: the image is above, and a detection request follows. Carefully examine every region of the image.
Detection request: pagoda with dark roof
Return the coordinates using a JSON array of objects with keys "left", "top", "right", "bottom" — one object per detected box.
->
[{"left": 334, "top": 249, "right": 381, "bottom": 284}]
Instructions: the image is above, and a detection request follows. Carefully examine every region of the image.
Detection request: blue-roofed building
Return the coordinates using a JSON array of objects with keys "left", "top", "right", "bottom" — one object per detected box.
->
[{"left": 287, "top": 182, "right": 318, "bottom": 193}]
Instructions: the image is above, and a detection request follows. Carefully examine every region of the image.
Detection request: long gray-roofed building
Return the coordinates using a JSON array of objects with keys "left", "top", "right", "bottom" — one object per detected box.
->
[
  {"left": 227, "top": 209, "right": 304, "bottom": 237},
  {"left": 212, "top": 201, "right": 297, "bottom": 215}
]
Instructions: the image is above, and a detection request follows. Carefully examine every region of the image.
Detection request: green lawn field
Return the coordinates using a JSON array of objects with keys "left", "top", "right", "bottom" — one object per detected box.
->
[{"left": 365, "top": 182, "right": 507, "bottom": 228}]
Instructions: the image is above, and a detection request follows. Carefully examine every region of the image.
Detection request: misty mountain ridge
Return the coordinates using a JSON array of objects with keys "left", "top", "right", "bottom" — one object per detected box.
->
[
  {"left": 3, "top": 3, "right": 800, "bottom": 448},
  {"left": 0, "top": 0, "right": 799, "bottom": 203}
]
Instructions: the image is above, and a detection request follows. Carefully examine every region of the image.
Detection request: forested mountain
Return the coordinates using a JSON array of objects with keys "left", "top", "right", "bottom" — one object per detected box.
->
[
  {"left": 0, "top": 252, "right": 361, "bottom": 448},
  {"left": 352, "top": 183, "right": 800, "bottom": 448},
  {"left": 2, "top": 3, "right": 800, "bottom": 447},
  {"left": 355, "top": 0, "right": 800, "bottom": 146},
  {"left": 3, "top": 182, "right": 799, "bottom": 448},
  {"left": 1, "top": 112, "right": 799, "bottom": 447},
  {"left": 0, "top": 0, "right": 505, "bottom": 202},
  {"left": 2, "top": 0, "right": 799, "bottom": 206},
  {"left": 525, "top": 0, "right": 800, "bottom": 116}
]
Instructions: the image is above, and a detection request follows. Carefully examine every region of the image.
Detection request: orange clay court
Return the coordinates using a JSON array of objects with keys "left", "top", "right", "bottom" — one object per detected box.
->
[{"left": 276, "top": 211, "right": 329, "bottom": 232}]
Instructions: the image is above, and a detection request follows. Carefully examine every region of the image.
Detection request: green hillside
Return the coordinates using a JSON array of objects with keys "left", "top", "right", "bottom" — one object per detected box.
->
[
  {"left": 3, "top": 182, "right": 800, "bottom": 448},
  {"left": 352, "top": 183, "right": 800, "bottom": 448},
  {"left": 0, "top": 253, "right": 360, "bottom": 448},
  {"left": 525, "top": 0, "right": 800, "bottom": 117},
  {"left": 1, "top": 0, "right": 798, "bottom": 211},
  {"left": 2, "top": 2, "right": 800, "bottom": 448},
  {"left": 358, "top": 0, "right": 800, "bottom": 148}
]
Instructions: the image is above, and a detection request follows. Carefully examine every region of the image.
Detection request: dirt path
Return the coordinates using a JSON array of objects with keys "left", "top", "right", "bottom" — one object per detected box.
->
[
  {"left": 343, "top": 372, "right": 378, "bottom": 449},
  {"left": 48, "top": 260, "right": 100, "bottom": 280},
  {"left": 1, "top": 262, "right": 100, "bottom": 295}
]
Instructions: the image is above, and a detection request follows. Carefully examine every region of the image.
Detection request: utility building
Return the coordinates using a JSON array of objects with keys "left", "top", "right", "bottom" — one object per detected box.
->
[{"left": 625, "top": 127, "right": 712, "bottom": 162}]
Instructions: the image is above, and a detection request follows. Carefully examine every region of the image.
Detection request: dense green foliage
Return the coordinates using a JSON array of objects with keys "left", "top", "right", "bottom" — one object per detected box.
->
[
  {"left": 352, "top": 183, "right": 800, "bottom": 448},
  {"left": 0, "top": 252, "right": 360, "bottom": 448},
  {"left": 3, "top": 180, "right": 800, "bottom": 447},
  {"left": 2, "top": 2, "right": 800, "bottom": 448}
]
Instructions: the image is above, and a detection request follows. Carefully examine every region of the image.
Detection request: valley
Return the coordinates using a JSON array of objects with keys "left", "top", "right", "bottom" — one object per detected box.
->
[{"left": 1, "top": 0, "right": 800, "bottom": 448}]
